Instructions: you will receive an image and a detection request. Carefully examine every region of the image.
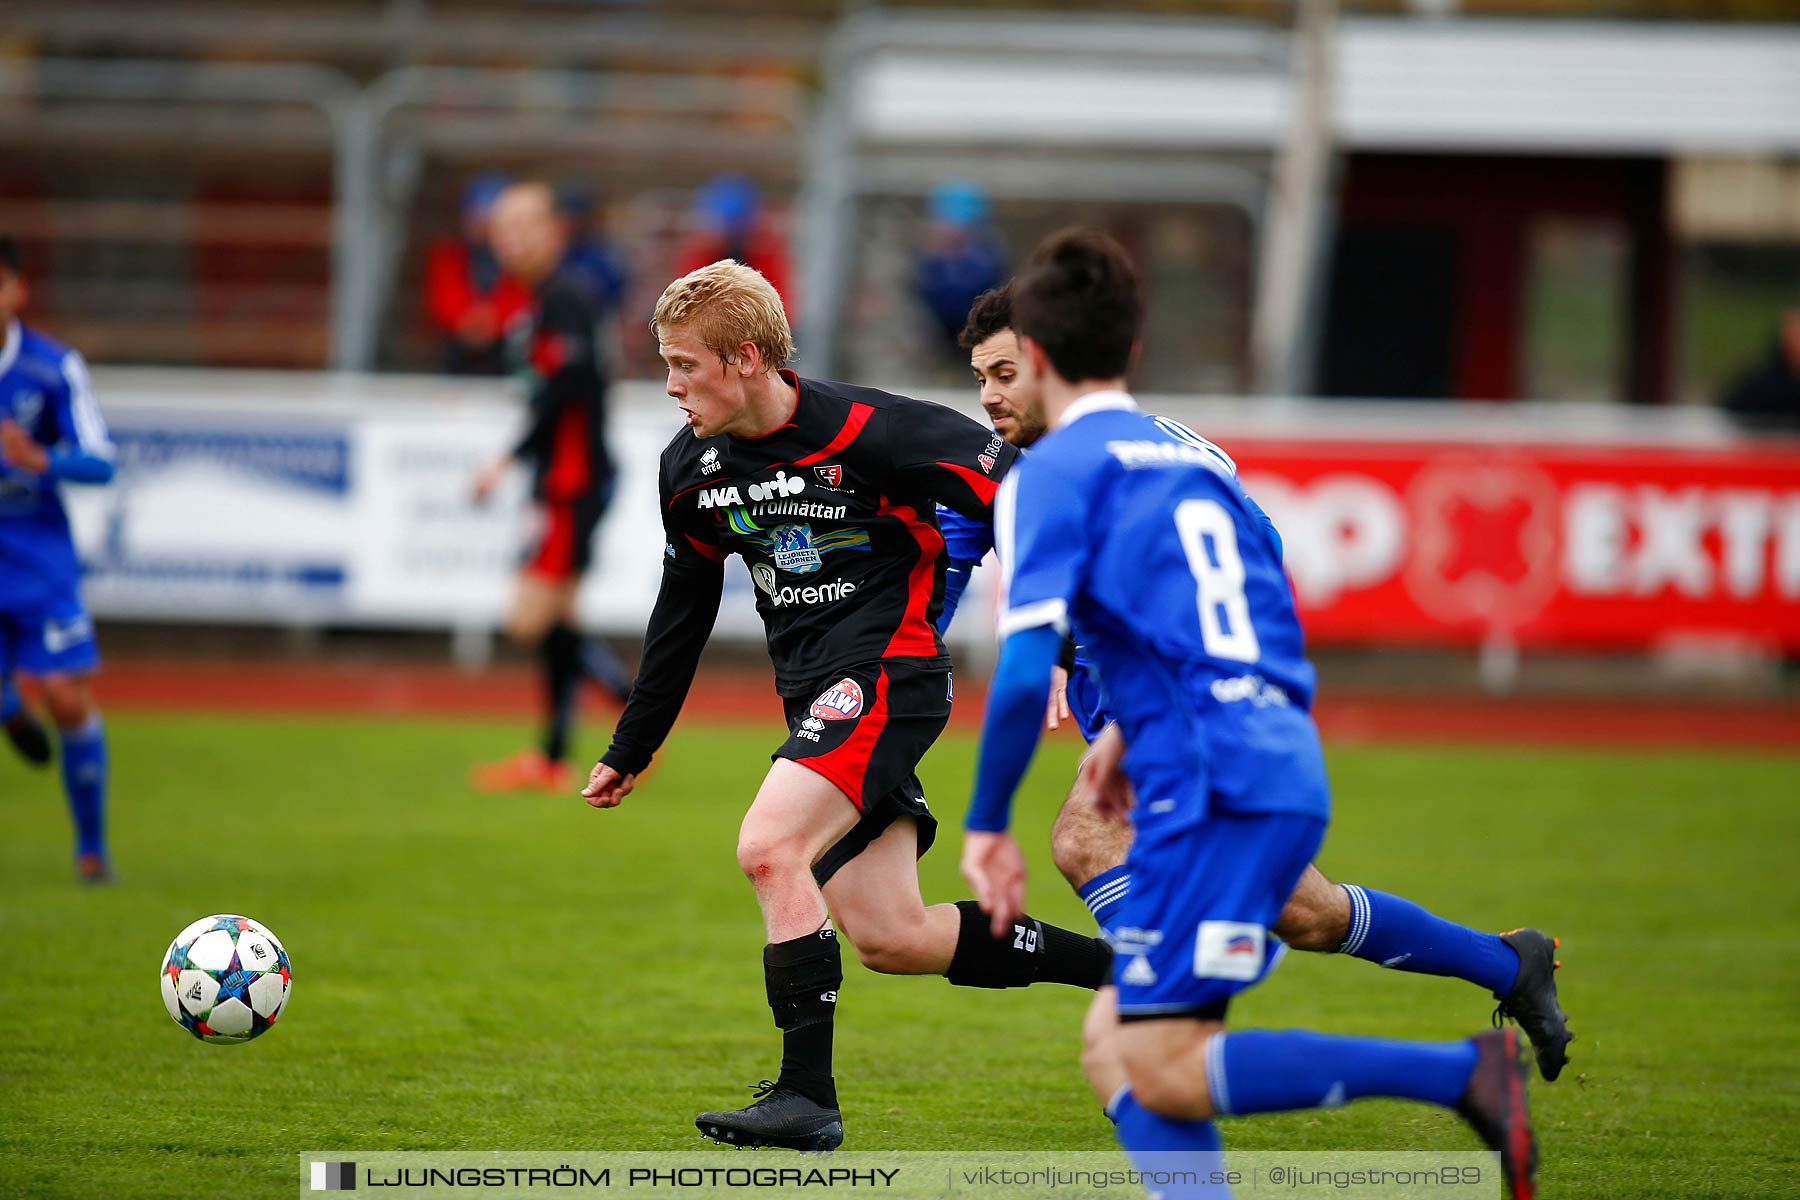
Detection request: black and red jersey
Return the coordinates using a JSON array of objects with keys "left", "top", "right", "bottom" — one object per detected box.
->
[
  {"left": 506, "top": 269, "right": 613, "bottom": 502},
  {"left": 600, "top": 371, "right": 1017, "bottom": 777}
]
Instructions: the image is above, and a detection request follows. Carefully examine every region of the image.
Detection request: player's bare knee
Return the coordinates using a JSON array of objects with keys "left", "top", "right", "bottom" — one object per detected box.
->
[
  {"left": 1274, "top": 868, "right": 1350, "bottom": 952},
  {"left": 1124, "top": 1060, "right": 1212, "bottom": 1120},
  {"left": 1049, "top": 815, "right": 1096, "bottom": 889},
  {"left": 735, "top": 835, "right": 806, "bottom": 885},
  {"left": 41, "top": 679, "right": 95, "bottom": 731},
  {"left": 503, "top": 612, "right": 547, "bottom": 646},
  {"left": 1051, "top": 792, "right": 1127, "bottom": 890}
]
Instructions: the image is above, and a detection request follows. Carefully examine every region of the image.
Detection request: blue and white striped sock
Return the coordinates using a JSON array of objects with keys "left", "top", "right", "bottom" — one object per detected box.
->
[
  {"left": 1338, "top": 884, "right": 1520, "bottom": 996},
  {"left": 1078, "top": 865, "right": 1131, "bottom": 935}
]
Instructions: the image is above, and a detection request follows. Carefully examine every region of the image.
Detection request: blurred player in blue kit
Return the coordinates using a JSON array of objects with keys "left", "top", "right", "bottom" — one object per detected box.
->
[
  {"left": 961, "top": 232, "right": 1541, "bottom": 1197},
  {"left": 0, "top": 235, "right": 115, "bottom": 882}
]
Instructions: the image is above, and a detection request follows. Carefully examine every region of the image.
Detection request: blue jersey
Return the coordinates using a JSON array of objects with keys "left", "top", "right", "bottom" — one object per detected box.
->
[
  {"left": 996, "top": 392, "right": 1326, "bottom": 820},
  {"left": 938, "top": 417, "right": 1277, "bottom": 745},
  {"left": 0, "top": 320, "right": 114, "bottom": 611}
]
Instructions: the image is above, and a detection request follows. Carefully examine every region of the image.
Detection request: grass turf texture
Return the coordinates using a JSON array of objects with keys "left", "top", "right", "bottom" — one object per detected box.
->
[{"left": 2, "top": 712, "right": 1796, "bottom": 1198}]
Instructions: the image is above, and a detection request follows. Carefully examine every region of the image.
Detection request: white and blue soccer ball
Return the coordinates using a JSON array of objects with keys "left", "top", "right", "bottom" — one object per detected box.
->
[{"left": 159, "top": 915, "right": 292, "bottom": 1044}]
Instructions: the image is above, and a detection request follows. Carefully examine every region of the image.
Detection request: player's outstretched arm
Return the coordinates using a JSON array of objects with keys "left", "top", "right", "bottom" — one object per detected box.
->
[{"left": 587, "top": 555, "right": 724, "bottom": 798}]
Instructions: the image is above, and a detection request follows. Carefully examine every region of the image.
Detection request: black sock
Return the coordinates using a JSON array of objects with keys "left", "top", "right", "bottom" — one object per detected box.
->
[
  {"left": 577, "top": 636, "right": 635, "bottom": 703},
  {"left": 764, "top": 929, "right": 842, "bottom": 1109},
  {"left": 945, "top": 899, "right": 1113, "bottom": 990},
  {"left": 540, "top": 623, "right": 581, "bottom": 763}
]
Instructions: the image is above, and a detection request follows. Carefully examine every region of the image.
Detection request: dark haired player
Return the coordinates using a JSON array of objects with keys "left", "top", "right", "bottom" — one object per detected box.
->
[
  {"left": 0, "top": 233, "right": 116, "bottom": 881},
  {"left": 963, "top": 229, "right": 1538, "bottom": 1197},
  {"left": 470, "top": 182, "right": 634, "bottom": 794},
  {"left": 582, "top": 260, "right": 1110, "bottom": 1152},
  {"left": 938, "top": 284, "right": 1573, "bottom": 1086}
]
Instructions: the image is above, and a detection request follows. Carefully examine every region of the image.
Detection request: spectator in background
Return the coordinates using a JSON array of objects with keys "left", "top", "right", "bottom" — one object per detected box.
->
[
  {"left": 1720, "top": 307, "right": 1800, "bottom": 432},
  {"left": 914, "top": 181, "right": 1008, "bottom": 356},
  {"left": 675, "top": 174, "right": 791, "bottom": 308},
  {"left": 424, "top": 172, "right": 531, "bottom": 375},
  {"left": 555, "top": 185, "right": 630, "bottom": 318}
]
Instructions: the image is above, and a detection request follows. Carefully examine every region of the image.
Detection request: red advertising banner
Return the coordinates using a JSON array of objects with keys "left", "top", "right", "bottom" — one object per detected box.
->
[{"left": 1228, "top": 438, "right": 1800, "bottom": 651}]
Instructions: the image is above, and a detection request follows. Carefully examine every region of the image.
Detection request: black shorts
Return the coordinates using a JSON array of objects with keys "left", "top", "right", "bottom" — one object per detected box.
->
[
  {"left": 524, "top": 484, "right": 612, "bottom": 580},
  {"left": 773, "top": 660, "right": 954, "bottom": 887}
]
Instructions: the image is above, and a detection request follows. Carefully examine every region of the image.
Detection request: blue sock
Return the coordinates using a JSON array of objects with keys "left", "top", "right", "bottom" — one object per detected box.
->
[
  {"left": 0, "top": 676, "right": 19, "bottom": 722},
  {"left": 1108, "top": 1087, "right": 1231, "bottom": 1198},
  {"left": 1079, "top": 865, "right": 1131, "bottom": 934},
  {"left": 60, "top": 718, "right": 108, "bottom": 860},
  {"left": 1210, "top": 1029, "right": 1477, "bottom": 1114},
  {"left": 1340, "top": 884, "right": 1520, "bottom": 996}
]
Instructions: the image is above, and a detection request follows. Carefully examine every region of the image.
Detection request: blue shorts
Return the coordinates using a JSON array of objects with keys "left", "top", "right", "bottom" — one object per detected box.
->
[
  {"left": 0, "top": 592, "right": 101, "bottom": 678},
  {"left": 1067, "top": 658, "right": 1111, "bottom": 744},
  {"left": 1111, "top": 808, "right": 1325, "bottom": 1020}
]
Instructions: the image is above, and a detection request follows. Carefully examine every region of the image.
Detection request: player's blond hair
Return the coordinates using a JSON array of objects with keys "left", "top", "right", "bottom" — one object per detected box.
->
[{"left": 652, "top": 259, "right": 794, "bottom": 370}]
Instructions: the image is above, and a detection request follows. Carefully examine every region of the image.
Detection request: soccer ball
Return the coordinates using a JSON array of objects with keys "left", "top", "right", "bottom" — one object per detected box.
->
[{"left": 159, "top": 914, "right": 292, "bottom": 1044}]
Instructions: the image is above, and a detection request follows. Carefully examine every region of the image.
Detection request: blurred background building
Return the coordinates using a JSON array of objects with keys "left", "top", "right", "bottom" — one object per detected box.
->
[
  {"left": 3, "top": 0, "right": 1798, "bottom": 690},
  {"left": 3, "top": 0, "right": 1797, "bottom": 402}
]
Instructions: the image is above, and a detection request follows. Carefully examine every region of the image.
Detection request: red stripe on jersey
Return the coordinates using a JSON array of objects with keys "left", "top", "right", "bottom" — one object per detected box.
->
[
  {"left": 803, "top": 667, "right": 890, "bottom": 809},
  {"left": 880, "top": 497, "right": 946, "bottom": 658},
  {"left": 542, "top": 402, "right": 592, "bottom": 500},
  {"left": 685, "top": 533, "right": 729, "bottom": 563},
  {"left": 934, "top": 460, "right": 1000, "bottom": 506},
  {"left": 530, "top": 331, "right": 567, "bottom": 378},
  {"left": 793, "top": 402, "right": 875, "bottom": 467},
  {"left": 527, "top": 503, "right": 577, "bottom": 579}
]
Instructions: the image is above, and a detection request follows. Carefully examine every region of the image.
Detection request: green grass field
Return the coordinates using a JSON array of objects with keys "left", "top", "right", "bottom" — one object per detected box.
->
[{"left": 2, "top": 712, "right": 1797, "bottom": 1198}]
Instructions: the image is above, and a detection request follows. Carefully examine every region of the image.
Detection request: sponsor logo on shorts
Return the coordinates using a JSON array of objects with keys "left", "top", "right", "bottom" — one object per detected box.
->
[
  {"left": 1210, "top": 674, "right": 1290, "bottom": 707},
  {"left": 1120, "top": 954, "right": 1158, "bottom": 987},
  {"left": 810, "top": 679, "right": 864, "bottom": 721},
  {"left": 43, "top": 613, "right": 95, "bottom": 656},
  {"left": 813, "top": 464, "right": 843, "bottom": 487},
  {"left": 1194, "top": 921, "right": 1265, "bottom": 982}
]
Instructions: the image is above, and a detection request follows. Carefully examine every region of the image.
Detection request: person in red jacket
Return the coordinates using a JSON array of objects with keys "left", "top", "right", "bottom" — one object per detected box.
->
[
  {"left": 423, "top": 173, "right": 532, "bottom": 375},
  {"left": 674, "top": 175, "right": 792, "bottom": 313}
]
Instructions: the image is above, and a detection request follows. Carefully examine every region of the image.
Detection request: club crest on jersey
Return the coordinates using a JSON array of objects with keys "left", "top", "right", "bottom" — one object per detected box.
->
[
  {"left": 10, "top": 391, "right": 44, "bottom": 430},
  {"left": 772, "top": 524, "right": 823, "bottom": 574},
  {"left": 810, "top": 679, "right": 864, "bottom": 721},
  {"left": 813, "top": 464, "right": 843, "bottom": 487}
]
